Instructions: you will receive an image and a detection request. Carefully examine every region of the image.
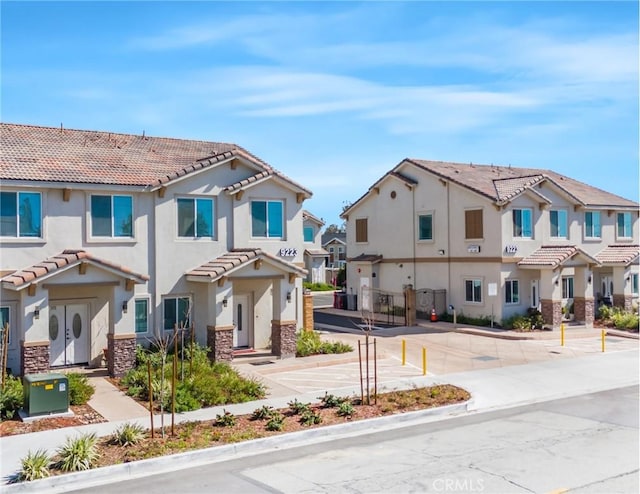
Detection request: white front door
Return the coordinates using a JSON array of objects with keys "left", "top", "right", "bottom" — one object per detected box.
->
[
  {"left": 233, "top": 294, "right": 251, "bottom": 348},
  {"left": 49, "top": 304, "right": 89, "bottom": 366}
]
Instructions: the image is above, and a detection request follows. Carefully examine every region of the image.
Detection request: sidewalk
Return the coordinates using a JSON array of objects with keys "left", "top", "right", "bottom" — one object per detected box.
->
[{"left": 0, "top": 316, "right": 637, "bottom": 490}]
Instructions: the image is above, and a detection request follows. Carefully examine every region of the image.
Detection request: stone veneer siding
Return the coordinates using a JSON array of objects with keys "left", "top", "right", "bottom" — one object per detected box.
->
[
  {"left": 303, "top": 292, "right": 314, "bottom": 332},
  {"left": 21, "top": 341, "right": 50, "bottom": 376},
  {"left": 207, "top": 325, "right": 234, "bottom": 362},
  {"left": 107, "top": 334, "right": 136, "bottom": 377},
  {"left": 613, "top": 294, "right": 635, "bottom": 312},
  {"left": 573, "top": 297, "right": 594, "bottom": 327},
  {"left": 541, "top": 299, "right": 563, "bottom": 329},
  {"left": 271, "top": 320, "right": 297, "bottom": 358}
]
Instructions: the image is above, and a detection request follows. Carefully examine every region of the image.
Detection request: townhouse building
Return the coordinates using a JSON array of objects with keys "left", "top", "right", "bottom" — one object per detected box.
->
[
  {"left": 302, "top": 211, "right": 329, "bottom": 284},
  {"left": 341, "top": 159, "right": 639, "bottom": 328},
  {"left": 0, "top": 123, "right": 313, "bottom": 377}
]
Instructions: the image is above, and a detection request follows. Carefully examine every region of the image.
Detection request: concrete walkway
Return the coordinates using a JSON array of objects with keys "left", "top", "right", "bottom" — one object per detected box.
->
[{"left": 0, "top": 317, "right": 637, "bottom": 491}]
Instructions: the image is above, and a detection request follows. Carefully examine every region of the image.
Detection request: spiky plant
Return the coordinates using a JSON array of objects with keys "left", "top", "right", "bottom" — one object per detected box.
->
[
  {"left": 54, "top": 433, "right": 99, "bottom": 472},
  {"left": 111, "top": 422, "right": 146, "bottom": 447},
  {"left": 14, "top": 449, "right": 51, "bottom": 482}
]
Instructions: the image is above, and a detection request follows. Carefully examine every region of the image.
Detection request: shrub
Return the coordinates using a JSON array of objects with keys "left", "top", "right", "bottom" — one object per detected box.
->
[
  {"left": 0, "top": 374, "right": 23, "bottom": 419},
  {"left": 303, "top": 282, "right": 336, "bottom": 291},
  {"left": 67, "top": 373, "right": 95, "bottom": 405},
  {"left": 14, "top": 449, "right": 51, "bottom": 483},
  {"left": 296, "top": 330, "right": 353, "bottom": 357},
  {"left": 265, "top": 412, "right": 285, "bottom": 431},
  {"left": 299, "top": 409, "right": 322, "bottom": 426},
  {"left": 336, "top": 401, "right": 355, "bottom": 417},
  {"left": 319, "top": 392, "right": 347, "bottom": 408},
  {"left": 54, "top": 433, "right": 99, "bottom": 472},
  {"left": 214, "top": 410, "right": 236, "bottom": 427},
  {"left": 251, "top": 405, "right": 276, "bottom": 420},
  {"left": 288, "top": 398, "right": 311, "bottom": 415},
  {"left": 111, "top": 422, "right": 146, "bottom": 447}
]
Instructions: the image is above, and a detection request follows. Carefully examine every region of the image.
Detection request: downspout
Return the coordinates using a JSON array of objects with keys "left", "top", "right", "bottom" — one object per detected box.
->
[
  {"left": 412, "top": 184, "right": 417, "bottom": 288},
  {"left": 446, "top": 181, "right": 451, "bottom": 303}
]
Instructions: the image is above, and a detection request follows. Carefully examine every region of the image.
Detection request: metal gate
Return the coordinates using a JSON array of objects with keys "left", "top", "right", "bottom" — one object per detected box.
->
[
  {"left": 415, "top": 288, "right": 447, "bottom": 320},
  {"left": 360, "top": 287, "right": 406, "bottom": 326}
]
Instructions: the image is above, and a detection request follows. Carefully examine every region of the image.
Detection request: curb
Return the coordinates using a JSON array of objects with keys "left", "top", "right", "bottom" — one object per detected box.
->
[{"left": 2, "top": 400, "right": 471, "bottom": 493}]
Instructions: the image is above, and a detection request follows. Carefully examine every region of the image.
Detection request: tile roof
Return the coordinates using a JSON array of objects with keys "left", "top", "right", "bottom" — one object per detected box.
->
[
  {"left": 0, "top": 123, "right": 311, "bottom": 195},
  {"left": 517, "top": 245, "right": 600, "bottom": 269},
  {"left": 304, "top": 249, "right": 330, "bottom": 257},
  {"left": 302, "top": 210, "right": 325, "bottom": 226},
  {"left": 407, "top": 159, "right": 638, "bottom": 208},
  {"left": 1, "top": 249, "right": 149, "bottom": 290},
  {"left": 186, "top": 248, "right": 307, "bottom": 283},
  {"left": 349, "top": 254, "right": 383, "bottom": 263},
  {"left": 595, "top": 245, "right": 640, "bottom": 266}
]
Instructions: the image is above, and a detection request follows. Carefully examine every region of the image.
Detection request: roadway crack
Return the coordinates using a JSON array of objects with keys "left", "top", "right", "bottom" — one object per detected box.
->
[{"left": 467, "top": 463, "right": 537, "bottom": 493}]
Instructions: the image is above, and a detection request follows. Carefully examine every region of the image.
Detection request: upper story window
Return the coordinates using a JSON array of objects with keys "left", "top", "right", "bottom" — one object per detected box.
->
[
  {"left": 464, "top": 279, "right": 482, "bottom": 303},
  {"left": 550, "top": 209, "right": 568, "bottom": 238},
  {"left": 418, "top": 213, "right": 433, "bottom": 241},
  {"left": 251, "top": 200, "right": 283, "bottom": 238},
  {"left": 303, "top": 226, "right": 314, "bottom": 242},
  {"left": 163, "top": 296, "right": 190, "bottom": 331},
  {"left": 584, "top": 211, "right": 601, "bottom": 238},
  {"left": 91, "top": 195, "right": 132, "bottom": 237},
  {"left": 512, "top": 208, "right": 533, "bottom": 238},
  {"left": 355, "top": 218, "right": 368, "bottom": 243},
  {"left": 0, "top": 191, "right": 42, "bottom": 238},
  {"left": 505, "top": 280, "right": 519, "bottom": 304},
  {"left": 617, "top": 212, "right": 632, "bottom": 239},
  {"left": 464, "top": 209, "right": 483, "bottom": 240},
  {"left": 134, "top": 299, "right": 148, "bottom": 334},
  {"left": 177, "top": 198, "right": 214, "bottom": 238},
  {"left": 562, "top": 277, "right": 574, "bottom": 299}
]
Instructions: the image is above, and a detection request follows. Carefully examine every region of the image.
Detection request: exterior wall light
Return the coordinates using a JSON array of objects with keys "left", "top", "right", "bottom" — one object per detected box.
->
[
  {"left": 222, "top": 298, "right": 228, "bottom": 307},
  {"left": 122, "top": 301, "right": 128, "bottom": 314},
  {"left": 34, "top": 306, "right": 41, "bottom": 319},
  {"left": 286, "top": 292, "right": 292, "bottom": 302}
]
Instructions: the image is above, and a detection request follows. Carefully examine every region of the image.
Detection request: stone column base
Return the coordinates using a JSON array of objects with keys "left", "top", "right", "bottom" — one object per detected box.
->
[
  {"left": 107, "top": 333, "right": 136, "bottom": 377},
  {"left": 574, "top": 297, "right": 594, "bottom": 327},
  {"left": 271, "top": 320, "right": 297, "bottom": 359},
  {"left": 541, "top": 299, "right": 562, "bottom": 329},
  {"left": 207, "top": 325, "right": 233, "bottom": 362},
  {"left": 613, "top": 294, "right": 634, "bottom": 312},
  {"left": 21, "top": 341, "right": 50, "bottom": 376}
]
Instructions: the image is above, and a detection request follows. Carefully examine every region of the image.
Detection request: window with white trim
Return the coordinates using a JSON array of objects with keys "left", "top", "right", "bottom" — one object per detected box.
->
[
  {"left": 163, "top": 296, "right": 190, "bottom": 330},
  {"left": 177, "top": 197, "right": 214, "bottom": 238},
  {"left": 584, "top": 211, "right": 601, "bottom": 238},
  {"left": 91, "top": 195, "right": 133, "bottom": 237},
  {"left": 631, "top": 274, "right": 638, "bottom": 295},
  {"left": 512, "top": 208, "right": 533, "bottom": 238},
  {"left": 464, "top": 279, "right": 482, "bottom": 303},
  {"left": 418, "top": 213, "right": 433, "bottom": 241},
  {"left": 0, "top": 307, "right": 10, "bottom": 345},
  {"left": 505, "top": 280, "right": 519, "bottom": 304},
  {"left": 617, "top": 212, "right": 632, "bottom": 239},
  {"left": 0, "top": 191, "right": 42, "bottom": 238},
  {"left": 303, "top": 226, "right": 314, "bottom": 242},
  {"left": 134, "top": 299, "right": 149, "bottom": 334},
  {"left": 251, "top": 200, "right": 283, "bottom": 238},
  {"left": 550, "top": 209, "right": 567, "bottom": 238},
  {"left": 562, "top": 277, "right": 574, "bottom": 299}
]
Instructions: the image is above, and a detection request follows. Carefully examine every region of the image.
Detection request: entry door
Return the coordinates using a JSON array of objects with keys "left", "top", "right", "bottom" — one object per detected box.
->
[
  {"left": 233, "top": 294, "right": 251, "bottom": 348},
  {"left": 49, "top": 304, "right": 89, "bottom": 366}
]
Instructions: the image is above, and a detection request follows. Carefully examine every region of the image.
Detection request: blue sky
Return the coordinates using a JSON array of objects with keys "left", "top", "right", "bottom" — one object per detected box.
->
[{"left": 2, "top": 1, "right": 638, "bottom": 228}]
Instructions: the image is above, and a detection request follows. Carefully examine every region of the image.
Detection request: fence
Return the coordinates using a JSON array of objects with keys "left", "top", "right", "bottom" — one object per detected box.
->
[{"left": 360, "top": 287, "right": 406, "bottom": 326}]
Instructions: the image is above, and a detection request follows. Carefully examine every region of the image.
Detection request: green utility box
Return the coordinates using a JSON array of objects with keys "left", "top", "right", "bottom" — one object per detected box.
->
[{"left": 23, "top": 373, "right": 69, "bottom": 416}]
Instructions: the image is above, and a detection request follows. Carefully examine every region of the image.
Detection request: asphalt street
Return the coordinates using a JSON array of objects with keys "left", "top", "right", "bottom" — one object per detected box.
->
[{"left": 67, "top": 386, "right": 639, "bottom": 494}]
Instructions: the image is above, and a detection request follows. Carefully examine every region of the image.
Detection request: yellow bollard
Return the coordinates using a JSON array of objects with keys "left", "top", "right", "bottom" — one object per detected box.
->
[
  {"left": 561, "top": 323, "right": 565, "bottom": 347},
  {"left": 601, "top": 330, "right": 606, "bottom": 353},
  {"left": 422, "top": 347, "right": 427, "bottom": 376},
  {"left": 402, "top": 339, "right": 406, "bottom": 366}
]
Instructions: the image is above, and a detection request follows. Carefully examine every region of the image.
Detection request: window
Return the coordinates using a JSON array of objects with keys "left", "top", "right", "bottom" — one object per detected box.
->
[
  {"left": 505, "top": 280, "right": 519, "bottom": 304},
  {"left": 617, "top": 212, "right": 632, "bottom": 238},
  {"left": 355, "top": 218, "right": 368, "bottom": 243},
  {"left": 418, "top": 213, "right": 433, "bottom": 241},
  {"left": 585, "top": 211, "right": 601, "bottom": 238},
  {"left": 562, "top": 277, "right": 574, "bottom": 299},
  {"left": 303, "top": 226, "right": 314, "bottom": 242},
  {"left": 0, "top": 191, "right": 41, "bottom": 237},
  {"left": 177, "top": 198, "right": 214, "bottom": 238},
  {"left": 464, "top": 209, "right": 483, "bottom": 239},
  {"left": 632, "top": 274, "right": 638, "bottom": 295},
  {"left": 251, "top": 200, "right": 283, "bottom": 238},
  {"left": 134, "top": 299, "right": 148, "bottom": 334},
  {"left": 91, "top": 195, "right": 132, "bottom": 237},
  {"left": 464, "top": 279, "right": 482, "bottom": 303},
  {"left": 550, "top": 210, "right": 567, "bottom": 238},
  {"left": 512, "top": 208, "right": 532, "bottom": 238},
  {"left": 163, "top": 297, "right": 190, "bottom": 330},
  {"left": 0, "top": 307, "right": 9, "bottom": 345}
]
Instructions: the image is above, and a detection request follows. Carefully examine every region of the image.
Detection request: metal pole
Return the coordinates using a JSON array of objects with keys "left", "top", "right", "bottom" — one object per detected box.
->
[
  {"left": 147, "top": 360, "right": 154, "bottom": 439},
  {"left": 172, "top": 326, "right": 177, "bottom": 436},
  {"left": 373, "top": 338, "right": 378, "bottom": 404},
  {"left": 181, "top": 329, "right": 185, "bottom": 381},
  {"left": 365, "top": 333, "right": 370, "bottom": 405},
  {"left": 358, "top": 340, "right": 364, "bottom": 404},
  {"left": 190, "top": 324, "right": 194, "bottom": 377},
  {"left": 422, "top": 347, "right": 427, "bottom": 376},
  {"left": 402, "top": 339, "right": 406, "bottom": 366},
  {"left": 561, "top": 323, "right": 565, "bottom": 347},
  {"left": 601, "top": 330, "right": 606, "bottom": 353}
]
